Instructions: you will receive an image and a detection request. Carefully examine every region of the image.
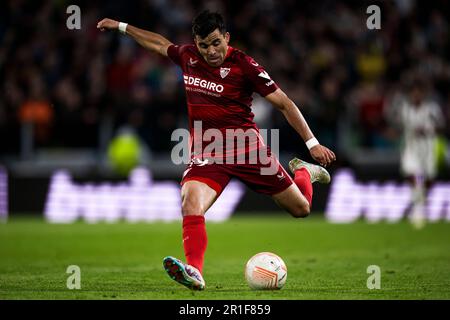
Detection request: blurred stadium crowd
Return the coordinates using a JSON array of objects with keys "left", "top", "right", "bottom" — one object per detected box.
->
[{"left": 1, "top": 0, "right": 449, "bottom": 163}]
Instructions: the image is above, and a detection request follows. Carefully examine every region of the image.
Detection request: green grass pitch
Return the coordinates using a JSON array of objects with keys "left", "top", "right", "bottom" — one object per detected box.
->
[{"left": 0, "top": 214, "right": 449, "bottom": 300}]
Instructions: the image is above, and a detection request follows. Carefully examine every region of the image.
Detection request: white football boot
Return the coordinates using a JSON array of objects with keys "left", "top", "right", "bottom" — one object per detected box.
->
[
  {"left": 163, "top": 256, "right": 205, "bottom": 290},
  {"left": 288, "top": 157, "right": 331, "bottom": 184}
]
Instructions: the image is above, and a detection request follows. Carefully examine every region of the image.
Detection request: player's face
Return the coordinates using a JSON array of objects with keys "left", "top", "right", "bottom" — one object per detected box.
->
[
  {"left": 194, "top": 29, "right": 230, "bottom": 67},
  {"left": 410, "top": 87, "right": 425, "bottom": 106}
]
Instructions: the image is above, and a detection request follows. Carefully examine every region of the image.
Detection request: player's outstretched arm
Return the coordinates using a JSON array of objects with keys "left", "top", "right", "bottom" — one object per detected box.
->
[
  {"left": 265, "top": 89, "right": 336, "bottom": 167},
  {"left": 97, "top": 18, "right": 173, "bottom": 57}
]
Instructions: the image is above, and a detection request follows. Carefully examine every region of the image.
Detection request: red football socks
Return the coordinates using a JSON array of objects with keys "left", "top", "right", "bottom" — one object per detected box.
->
[
  {"left": 182, "top": 215, "right": 207, "bottom": 274},
  {"left": 294, "top": 168, "right": 313, "bottom": 207}
]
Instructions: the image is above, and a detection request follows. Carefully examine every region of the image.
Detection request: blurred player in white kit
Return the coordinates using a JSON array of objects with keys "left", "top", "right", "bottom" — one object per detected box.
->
[{"left": 390, "top": 79, "right": 444, "bottom": 228}]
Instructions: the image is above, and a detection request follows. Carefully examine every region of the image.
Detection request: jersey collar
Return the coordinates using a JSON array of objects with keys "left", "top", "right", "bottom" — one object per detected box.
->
[{"left": 224, "top": 46, "right": 234, "bottom": 60}]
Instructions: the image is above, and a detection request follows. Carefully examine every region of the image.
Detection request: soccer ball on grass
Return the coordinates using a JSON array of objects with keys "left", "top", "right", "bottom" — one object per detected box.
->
[{"left": 245, "top": 252, "right": 287, "bottom": 290}]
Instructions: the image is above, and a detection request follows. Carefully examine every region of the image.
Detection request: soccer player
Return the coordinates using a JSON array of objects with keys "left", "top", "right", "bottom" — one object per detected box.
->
[
  {"left": 97, "top": 10, "right": 336, "bottom": 290},
  {"left": 389, "top": 80, "right": 444, "bottom": 228}
]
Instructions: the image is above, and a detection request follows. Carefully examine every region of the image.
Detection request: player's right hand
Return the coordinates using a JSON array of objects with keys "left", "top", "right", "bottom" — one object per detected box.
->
[{"left": 97, "top": 18, "right": 119, "bottom": 32}]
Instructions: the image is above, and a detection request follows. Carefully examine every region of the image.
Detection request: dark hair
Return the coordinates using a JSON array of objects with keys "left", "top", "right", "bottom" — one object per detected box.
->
[
  {"left": 407, "top": 77, "right": 427, "bottom": 92},
  {"left": 192, "top": 10, "right": 226, "bottom": 38}
]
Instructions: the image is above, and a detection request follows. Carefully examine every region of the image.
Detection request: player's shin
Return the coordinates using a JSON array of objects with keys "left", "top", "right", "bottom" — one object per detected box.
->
[
  {"left": 410, "top": 174, "right": 426, "bottom": 228},
  {"left": 182, "top": 215, "right": 207, "bottom": 274},
  {"left": 294, "top": 168, "right": 313, "bottom": 207}
]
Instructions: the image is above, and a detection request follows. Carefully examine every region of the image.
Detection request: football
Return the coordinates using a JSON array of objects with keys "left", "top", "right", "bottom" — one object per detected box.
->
[{"left": 245, "top": 252, "right": 287, "bottom": 290}]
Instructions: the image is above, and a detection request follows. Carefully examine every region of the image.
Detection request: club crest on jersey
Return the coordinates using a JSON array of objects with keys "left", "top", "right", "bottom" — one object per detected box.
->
[{"left": 220, "top": 67, "right": 231, "bottom": 79}]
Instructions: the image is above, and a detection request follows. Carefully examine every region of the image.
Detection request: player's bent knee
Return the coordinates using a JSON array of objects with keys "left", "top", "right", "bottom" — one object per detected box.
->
[{"left": 290, "top": 202, "right": 310, "bottom": 218}]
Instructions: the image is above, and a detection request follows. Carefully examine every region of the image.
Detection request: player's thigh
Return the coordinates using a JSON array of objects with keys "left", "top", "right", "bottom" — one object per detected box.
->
[
  {"left": 271, "top": 184, "right": 310, "bottom": 218},
  {"left": 181, "top": 180, "right": 218, "bottom": 216},
  {"left": 231, "top": 155, "right": 293, "bottom": 196},
  {"left": 401, "top": 150, "right": 420, "bottom": 177}
]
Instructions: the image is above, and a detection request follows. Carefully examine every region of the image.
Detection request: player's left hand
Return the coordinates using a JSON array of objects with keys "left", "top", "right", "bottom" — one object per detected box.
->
[{"left": 310, "top": 145, "right": 336, "bottom": 167}]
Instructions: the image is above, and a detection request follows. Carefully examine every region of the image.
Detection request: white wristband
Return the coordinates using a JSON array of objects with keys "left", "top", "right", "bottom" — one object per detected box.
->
[
  {"left": 306, "top": 137, "right": 319, "bottom": 150},
  {"left": 118, "top": 22, "right": 128, "bottom": 34}
]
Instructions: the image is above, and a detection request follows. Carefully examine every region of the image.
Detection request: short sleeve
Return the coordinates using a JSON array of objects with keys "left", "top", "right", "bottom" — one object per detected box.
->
[
  {"left": 167, "top": 44, "right": 182, "bottom": 66},
  {"left": 241, "top": 55, "right": 279, "bottom": 97}
]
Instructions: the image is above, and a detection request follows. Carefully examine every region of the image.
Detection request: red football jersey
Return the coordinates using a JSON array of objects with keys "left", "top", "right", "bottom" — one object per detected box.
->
[{"left": 167, "top": 44, "right": 279, "bottom": 160}]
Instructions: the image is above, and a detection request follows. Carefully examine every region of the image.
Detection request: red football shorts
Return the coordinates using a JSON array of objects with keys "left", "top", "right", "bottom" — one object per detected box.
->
[{"left": 181, "top": 154, "right": 294, "bottom": 196}]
